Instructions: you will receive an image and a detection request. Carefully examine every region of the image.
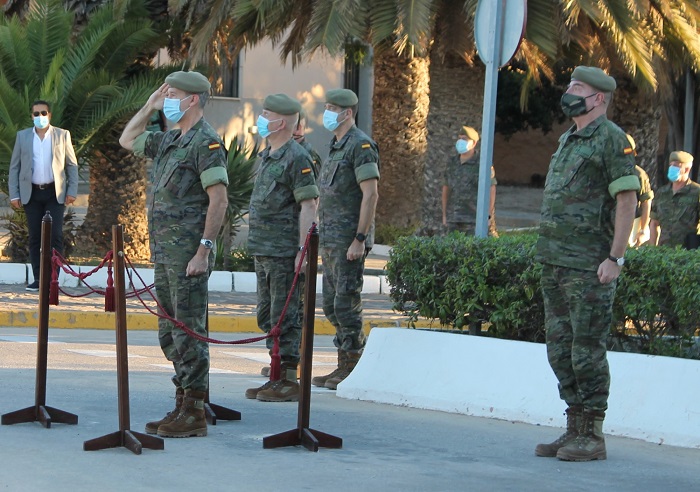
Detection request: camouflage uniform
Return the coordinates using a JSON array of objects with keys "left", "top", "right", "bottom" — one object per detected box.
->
[
  {"left": 629, "top": 165, "right": 653, "bottom": 246},
  {"left": 297, "top": 138, "right": 322, "bottom": 178},
  {"left": 649, "top": 181, "right": 700, "bottom": 247},
  {"left": 443, "top": 150, "right": 498, "bottom": 236},
  {"left": 133, "top": 118, "right": 229, "bottom": 392},
  {"left": 248, "top": 139, "right": 319, "bottom": 366},
  {"left": 536, "top": 115, "right": 640, "bottom": 412},
  {"left": 318, "top": 125, "right": 380, "bottom": 352}
]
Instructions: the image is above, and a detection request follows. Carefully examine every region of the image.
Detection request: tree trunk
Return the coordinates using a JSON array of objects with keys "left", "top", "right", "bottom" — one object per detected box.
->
[
  {"left": 420, "top": 52, "right": 485, "bottom": 236},
  {"left": 372, "top": 49, "right": 430, "bottom": 229},
  {"left": 76, "top": 126, "right": 150, "bottom": 261},
  {"left": 610, "top": 77, "right": 662, "bottom": 188}
]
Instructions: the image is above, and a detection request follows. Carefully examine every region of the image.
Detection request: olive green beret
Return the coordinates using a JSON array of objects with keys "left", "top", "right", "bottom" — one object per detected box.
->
[
  {"left": 326, "top": 88, "right": 358, "bottom": 107},
  {"left": 460, "top": 126, "right": 480, "bottom": 142},
  {"left": 263, "top": 93, "right": 301, "bottom": 115},
  {"left": 165, "top": 71, "right": 211, "bottom": 93},
  {"left": 571, "top": 66, "right": 616, "bottom": 92},
  {"left": 669, "top": 150, "right": 693, "bottom": 164}
]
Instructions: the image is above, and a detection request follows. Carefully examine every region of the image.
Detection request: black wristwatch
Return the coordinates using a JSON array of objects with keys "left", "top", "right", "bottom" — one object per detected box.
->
[
  {"left": 608, "top": 254, "right": 624, "bottom": 267},
  {"left": 355, "top": 232, "right": 367, "bottom": 242}
]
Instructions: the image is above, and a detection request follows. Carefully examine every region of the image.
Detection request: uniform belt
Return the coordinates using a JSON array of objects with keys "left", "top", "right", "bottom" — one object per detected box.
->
[{"left": 32, "top": 182, "right": 55, "bottom": 190}]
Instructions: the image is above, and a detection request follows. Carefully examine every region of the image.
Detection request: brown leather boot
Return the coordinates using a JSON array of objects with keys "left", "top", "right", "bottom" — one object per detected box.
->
[
  {"left": 557, "top": 410, "right": 607, "bottom": 461},
  {"left": 312, "top": 350, "right": 346, "bottom": 387},
  {"left": 535, "top": 406, "right": 582, "bottom": 457},
  {"left": 257, "top": 367, "right": 300, "bottom": 402},
  {"left": 245, "top": 380, "right": 275, "bottom": 399},
  {"left": 145, "top": 387, "right": 184, "bottom": 434},
  {"left": 325, "top": 351, "right": 361, "bottom": 390},
  {"left": 157, "top": 389, "right": 207, "bottom": 438}
]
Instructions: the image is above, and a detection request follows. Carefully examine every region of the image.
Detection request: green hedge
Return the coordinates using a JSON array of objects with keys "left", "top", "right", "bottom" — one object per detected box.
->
[{"left": 386, "top": 233, "right": 700, "bottom": 359}]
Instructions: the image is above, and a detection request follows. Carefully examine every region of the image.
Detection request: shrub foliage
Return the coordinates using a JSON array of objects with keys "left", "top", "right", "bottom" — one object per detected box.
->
[{"left": 387, "top": 233, "right": 700, "bottom": 359}]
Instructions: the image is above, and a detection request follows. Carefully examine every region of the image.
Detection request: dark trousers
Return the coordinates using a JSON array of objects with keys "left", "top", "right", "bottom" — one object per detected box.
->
[{"left": 23, "top": 186, "right": 64, "bottom": 280}]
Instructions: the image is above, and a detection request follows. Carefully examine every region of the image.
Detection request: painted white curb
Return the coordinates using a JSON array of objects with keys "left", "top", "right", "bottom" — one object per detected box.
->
[{"left": 336, "top": 328, "right": 700, "bottom": 449}]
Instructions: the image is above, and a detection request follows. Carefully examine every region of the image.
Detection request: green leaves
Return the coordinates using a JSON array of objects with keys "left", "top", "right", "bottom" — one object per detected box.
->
[{"left": 387, "top": 233, "right": 700, "bottom": 359}]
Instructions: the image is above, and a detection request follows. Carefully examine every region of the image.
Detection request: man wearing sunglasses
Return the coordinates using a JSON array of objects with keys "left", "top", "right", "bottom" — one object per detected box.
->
[{"left": 8, "top": 100, "right": 78, "bottom": 291}]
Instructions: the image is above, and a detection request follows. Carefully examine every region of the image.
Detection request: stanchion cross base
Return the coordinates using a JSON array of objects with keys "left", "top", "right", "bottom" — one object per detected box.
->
[
  {"left": 205, "top": 402, "right": 242, "bottom": 425},
  {"left": 263, "top": 427, "right": 342, "bottom": 452},
  {"left": 1, "top": 405, "right": 78, "bottom": 428},
  {"left": 84, "top": 429, "right": 164, "bottom": 455}
]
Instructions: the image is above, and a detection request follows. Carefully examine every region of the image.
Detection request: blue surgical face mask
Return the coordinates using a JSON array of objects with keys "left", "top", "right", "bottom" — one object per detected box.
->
[
  {"left": 323, "top": 109, "right": 346, "bottom": 131},
  {"left": 455, "top": 139, "right": 470, "bottom": 154},
  {"left": 256, "top": 115, "right": 282, "bottom": 139},
  {"left": 163, "top": 95, "right": 192, "bottom": 123},
  {"left": 33, "top": 115, "right": 49, "bottom": 129},
  {"left": 667, "top": 166, "right": 682, "bottom": 182}
]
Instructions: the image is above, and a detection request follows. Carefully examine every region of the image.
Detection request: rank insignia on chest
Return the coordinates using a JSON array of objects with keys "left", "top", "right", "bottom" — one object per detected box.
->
[
  {"left": 208, "top": 142, "right": 221, "bottom": 150},
  {"left": 301, "top": 167, "right": 312, "bottom": 174},
  {"left": 361, "top": 143, "right": 371, "bottom": 149},
  {"left": 623, "top": 147, "right": 634, "bottom": 155}
]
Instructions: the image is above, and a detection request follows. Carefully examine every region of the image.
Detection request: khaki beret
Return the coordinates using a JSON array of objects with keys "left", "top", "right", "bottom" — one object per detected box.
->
[
  {"left": 165, "top": 71, "right": 211, "bottom": 93},
  {"left": 669, "top": 150, "right": 693, "bottom": 164},
  {"left": 460, "top": 126, "right": 480, "bottom": 142},
  {"left": 571, "top": 66, "right": 616, "bottom": 92},
  {"left": 263, "top": 93, "right": 301, "bottom": 115},
  {"left": 326, "top": 88, "right": 358, "bottom": 107}
]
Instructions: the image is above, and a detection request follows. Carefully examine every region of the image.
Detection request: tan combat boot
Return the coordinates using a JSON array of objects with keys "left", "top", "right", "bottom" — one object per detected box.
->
[
  {"left": 257, "top": 366, "right": 300, "bottom": 402},
  {"left": 325, "top": 351, "right": 361, "bottom": 390},
  {"left": 556, "top": 410, "right": 607, "bottom": 461},
  {"left": 261, "top": 364, "right": 300, "bottom": 379},
  {"left": 312, "top": 350, "right": 347, "bottom": 388},
  {"left": 157, "top": 389, "right": 207, "bottom": 438},
  {"left": 535, "top": 406, "right": 582, "bottom": 457},
  {"left": 145, "top": 387, "right": 184, "bottom": 434}
]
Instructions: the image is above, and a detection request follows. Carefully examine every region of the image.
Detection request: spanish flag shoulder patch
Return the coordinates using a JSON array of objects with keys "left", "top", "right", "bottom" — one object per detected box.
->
[
  {"left": 301, "top": 168, "right": 312, "bottom": 174},
  {"left": 208, "top": 142, "right": 221, "bottom": 150},
  {"left": 361, "top": 143, "right": 371, "bottom": 149},
  {"left": 623, "top": 147, "right": 634, "bottom": 155}
]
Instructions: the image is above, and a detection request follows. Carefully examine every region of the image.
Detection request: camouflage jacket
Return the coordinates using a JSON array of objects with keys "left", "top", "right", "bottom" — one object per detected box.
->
[
  {"left": 443, "top": 150, "right": 497, "bottom": 224},
  {"left": 247, "top": 138, "right": 319, "bottom": 257},
  {"left": 297, "top": 138, "right": 322, "bottom": 179},
  {"left": 635, "top": 165, "right": 654, "bottom": 218},
  {"left": 133, "top": 118, "right": 229, "bottom": 264},
  {"left": 650, "top": 181, "right": 700, "bottom": 247},
  {"left": 536, "top": 115, "right": 640, "bottom": 271},
  {"left": 318, "top": 126, "right": 380, "bottom": 250}
]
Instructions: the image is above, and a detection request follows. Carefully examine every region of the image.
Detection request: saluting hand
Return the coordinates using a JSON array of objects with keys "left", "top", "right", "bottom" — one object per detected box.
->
[{"left": 147, "top": 83, "right": 169, "bottom": 111}]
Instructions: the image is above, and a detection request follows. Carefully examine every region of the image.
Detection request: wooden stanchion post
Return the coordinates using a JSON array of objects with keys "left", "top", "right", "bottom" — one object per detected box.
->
[
  {"left": 83, "top": 225, "right": 164, "bottom": 454},
  {"left": 1, "top": 211, "right": 78, "bottom": 428},
  {"left": 263, "top": 225, "right": 342, "bottom": 451}
]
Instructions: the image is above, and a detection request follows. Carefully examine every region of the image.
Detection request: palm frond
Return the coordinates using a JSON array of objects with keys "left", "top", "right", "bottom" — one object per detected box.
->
[
  {"left": 305, "top": 0, "right": 366, "bottom": 57},
  {"left": 25, "top": 0, "right": 73, "bottom": 83},
  {"left": 393, "top": 0, "right": 436, "bottom": 57}
]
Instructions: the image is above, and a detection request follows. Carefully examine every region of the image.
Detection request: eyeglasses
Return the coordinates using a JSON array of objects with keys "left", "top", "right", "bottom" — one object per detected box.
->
[{"left": 32, "top": 111, "right": 49, "bottom": 117}]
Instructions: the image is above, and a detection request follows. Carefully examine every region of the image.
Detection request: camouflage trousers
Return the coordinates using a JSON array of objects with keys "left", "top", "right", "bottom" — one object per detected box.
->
[
  {"left": 446, "top": 218, "right": 498, "bottom": 237},
  {"left": 321, "top": 249, "right": 367, "bottom": 353},
  {"left": 541, "top": 263, "right": 616, "bottom": 412},
  {"left": 154, "top": 262, "right": 210, "bottom": 392},
  {"left": 254, "top": 256, "right": 302, "bottom": 365}
]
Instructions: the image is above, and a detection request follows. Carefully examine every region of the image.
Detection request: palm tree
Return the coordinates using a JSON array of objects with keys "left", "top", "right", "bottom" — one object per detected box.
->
[
  {"left": 0, "top": 0, "right": 170, "bottom": 260},
  {"left": 156, "top": 0, "right": 700, "bottom": 230}
]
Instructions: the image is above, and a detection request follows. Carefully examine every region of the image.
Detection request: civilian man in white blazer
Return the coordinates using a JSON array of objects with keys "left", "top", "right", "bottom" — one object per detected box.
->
[{"left": 8, "top": 100, "right": 78, "bottom": 291}]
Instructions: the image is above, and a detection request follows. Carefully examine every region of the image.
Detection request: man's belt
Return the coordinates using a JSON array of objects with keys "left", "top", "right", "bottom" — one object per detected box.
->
[{"left": 32, "top": 182, "right": 55, "bottom": 190}]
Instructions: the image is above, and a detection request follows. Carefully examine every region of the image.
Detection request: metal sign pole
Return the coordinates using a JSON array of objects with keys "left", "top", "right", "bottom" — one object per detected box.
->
[{"left": 476, "top": 0, "right": 504, "bottom": 237}]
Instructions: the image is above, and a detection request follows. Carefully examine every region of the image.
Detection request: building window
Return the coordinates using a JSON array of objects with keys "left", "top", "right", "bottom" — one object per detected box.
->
[{"left": 214, "top": 54, "right": 240, "bottom": 98}]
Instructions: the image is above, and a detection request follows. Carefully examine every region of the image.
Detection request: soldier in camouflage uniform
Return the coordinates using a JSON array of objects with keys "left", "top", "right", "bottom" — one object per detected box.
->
[
  {"left": 293, "top": 107, "right": 322, "bottom": 178},
  {"left": 535, "top": 67, "right": 640, "bottom": 462},
  {"left": 441, "top": 126, "right": 498, "bottom": 237},
  {"left": 120, "top": 71, "right": 229, "bottom": 438},
  {"left": 244, "top": 94, "right": 319, "bottom": 403},
  {"left": 649, "top": 151, "right": 700, "bottom": 248},
  {"left": 312, "top": 88, "right": 380, "bottom": 390},
  {"left": 624, "top": 134, "right": 654, "bottom": 247}
]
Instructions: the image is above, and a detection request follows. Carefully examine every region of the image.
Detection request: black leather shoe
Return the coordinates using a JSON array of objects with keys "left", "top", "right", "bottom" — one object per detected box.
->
[{"left": 26, "top": 281, "right": 39, "bottom": 292}]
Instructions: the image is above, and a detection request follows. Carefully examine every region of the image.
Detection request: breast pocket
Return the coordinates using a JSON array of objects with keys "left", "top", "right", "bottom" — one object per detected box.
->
[
  {"left": 164, "top": 163, "right": 199, "bottom": 198},
  {"left": 321, "top": 159, "right": 342, "bottom": 188}
]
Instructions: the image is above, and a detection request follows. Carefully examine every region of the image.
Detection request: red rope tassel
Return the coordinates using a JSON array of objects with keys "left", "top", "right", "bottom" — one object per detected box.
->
[
  {"left": 49, "top": 254, "right": 59, "bottom": 305},
  {"left": 104, "top": 259, "right": 115, "bottom": 312},
  {"left": 269, "top": 326, "right": 281, "bottom": 381}
]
